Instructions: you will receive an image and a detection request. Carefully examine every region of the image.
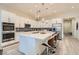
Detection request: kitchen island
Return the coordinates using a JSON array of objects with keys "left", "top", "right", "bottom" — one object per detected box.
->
[{"left": 18, "top": 31, "right": 58, "bottom": 55}]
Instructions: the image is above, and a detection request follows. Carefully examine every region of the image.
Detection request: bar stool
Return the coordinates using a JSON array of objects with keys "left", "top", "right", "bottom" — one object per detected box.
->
[{"left": 42, "top": 35, "right": 57, "bottom": 55}]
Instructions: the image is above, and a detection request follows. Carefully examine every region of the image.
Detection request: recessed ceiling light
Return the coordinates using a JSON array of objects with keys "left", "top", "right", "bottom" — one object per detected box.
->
[
  {"left": 53, "top": 10, "right": 56, "bottom": 13},
  {"left": 34, "top": 5, "right": 38, "bottom": 8},
  {"left": 72, "top": 6, "right": 75, "bottom": 8}
]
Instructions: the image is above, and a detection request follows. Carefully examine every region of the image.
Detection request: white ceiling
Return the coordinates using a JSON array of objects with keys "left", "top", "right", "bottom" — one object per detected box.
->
[{"left": 0, "top": 3, "right": 79, "bottom": 19}]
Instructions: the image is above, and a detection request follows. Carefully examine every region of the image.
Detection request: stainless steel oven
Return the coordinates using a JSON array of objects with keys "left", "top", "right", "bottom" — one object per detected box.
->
[
  {"left": 2, "top": 33, "right": 15, "bottom": 42},
  {"left": 3, "top": 22, "right": 14, "bottom": 31},
  {"left": 2, "top": 22, "right": 15, "bottom": 43}
]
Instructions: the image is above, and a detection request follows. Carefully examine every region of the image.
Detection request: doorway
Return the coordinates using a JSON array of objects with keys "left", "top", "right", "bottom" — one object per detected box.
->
[{"left": 63, "top": 18, "right": 72, "bottom": 36}]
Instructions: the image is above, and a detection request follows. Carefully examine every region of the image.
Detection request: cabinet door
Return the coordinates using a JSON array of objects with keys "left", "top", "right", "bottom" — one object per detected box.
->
[
  {"left": 15, "top": 16, "right": 20, "bottom": 28},
  {"left": 8, "top": 13, "right": 15, "bottom": 23},
  {"left": 19, "top": 17, "right": 25, "bottom": 28},
  {"left": 2, "top": 13, "right": 9, "bottom": 22},
  {"left": 1, "top": 11, "right": 9, "bottom": 22},
  {"left": 2, "top": 10, "right": 15, "bottom": 23}
]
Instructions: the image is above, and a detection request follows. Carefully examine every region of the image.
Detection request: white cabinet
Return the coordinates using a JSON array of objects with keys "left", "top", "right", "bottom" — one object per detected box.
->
[
  {"left": 14, "top": 16, "right": 20, "bottom": 28},
  {"left": 8, "top": 13, "right": 15, "bottom": 23},
  {"left": 15, "top": 16, "right": 25, "bottom": 28},
  {"left": 1, "top": 10, "right": 15, "bottom": 23},
  {"left": 1, "top": 10, "right": 9, "bottom": 22},
  {"left": 19, "top": 17, "right": 25, "bottom": 28},
  {"left": 0, "top": 16, "right": 2, "bottom": 44}
]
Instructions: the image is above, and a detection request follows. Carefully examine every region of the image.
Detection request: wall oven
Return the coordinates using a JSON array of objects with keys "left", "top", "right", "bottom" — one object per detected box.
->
[
  {"left": 2, "top": 22, "right": 15, "bottom": 43},
  {"left": 2, "top": 33, "right": 15, "bottom": 42},
  {"left": 3, "top": 22, "right": 14, "bottom": 31}
]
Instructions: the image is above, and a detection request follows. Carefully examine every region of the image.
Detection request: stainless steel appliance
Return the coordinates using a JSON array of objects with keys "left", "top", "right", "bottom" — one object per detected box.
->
[
  {"left": 52, "top": 23, "right": 62, "bottom": 40},
  {"left": 3, "top": 22, "right": 14, "bottom": 31},
  {"left": 2, "top": 22, "right": 15, "bottom": 43},
  {"left": 2, "top": 33, "right": 15, "bottom": 42}
]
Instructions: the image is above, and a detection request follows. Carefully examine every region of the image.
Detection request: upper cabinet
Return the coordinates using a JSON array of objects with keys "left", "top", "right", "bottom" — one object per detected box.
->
[
  {"left": 15, "top": 16, "right": 28, "bottom": 28},
  {"left": 14, "top": 16, "right": 20, "bottom": 28},
  {"left": 19, "top": 17, "right": 25, "bottom": 28},
  {"left": 0, "top": 10, "right": 28, "bottom": 28},
  {"left": 1, "top": 10, "right": 16, "bottom": 23}
]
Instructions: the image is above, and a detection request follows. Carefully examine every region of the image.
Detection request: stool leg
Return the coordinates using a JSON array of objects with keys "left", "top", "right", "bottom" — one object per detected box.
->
[{"left": 47, "top": 47, "right": 49, "bottom": 55}]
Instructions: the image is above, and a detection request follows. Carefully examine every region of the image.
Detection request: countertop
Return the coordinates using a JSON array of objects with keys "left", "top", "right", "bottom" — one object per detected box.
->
[{"left": 19, "top": 31, "right": 56, "bottom": 41}]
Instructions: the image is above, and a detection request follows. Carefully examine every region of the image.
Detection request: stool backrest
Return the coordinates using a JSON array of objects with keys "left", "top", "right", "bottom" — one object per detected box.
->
[{"left": 48, "top": 37, "right": 55, "bottom": 47}]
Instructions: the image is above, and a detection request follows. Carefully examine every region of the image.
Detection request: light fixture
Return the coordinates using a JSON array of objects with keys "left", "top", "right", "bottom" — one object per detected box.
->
[
  {"left": 42, "top": 18, "right": 44, "bottom": 21},
  {"left": 46, "top": 7, "right": 48, "bottom": 10},
  {"left": 37, "top": 10, "right": 41, "bottom": 13},
  {"left": 53, "top": 10, "right": 56, "bottom": 13},
  {"left": 35, "top": 3, "right": 51, "bottom": 21},
  {"left": 34, "top": 5, "right": 38, "bottom": 8},
  {"left": 42, "top": 3, "right": 45, "bottom": 6},
  {"left": 72, "top": 6, "right": 75, "bottom": 8}
]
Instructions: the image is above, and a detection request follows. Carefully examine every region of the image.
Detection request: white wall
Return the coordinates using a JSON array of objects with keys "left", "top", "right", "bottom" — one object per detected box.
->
[
  {"left": 74, "top": 17, "right": 79, "bottom": 39},
  {"left": 64, "top": 20, "right": 72, "bottom": 33},
  {"left": 77, "top": 20, "right": 79, "bottom": 39},
  {"left": 0, "top": 11, "right": 2, "bottom": 45},
  {"left": 72, "top": 19, "right": 76, "bottom": 38}
]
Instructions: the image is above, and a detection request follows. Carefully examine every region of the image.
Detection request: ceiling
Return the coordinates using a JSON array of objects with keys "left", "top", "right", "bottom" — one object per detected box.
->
[{"left": 0, "top": 3, "right": 79, "bottom": 20}]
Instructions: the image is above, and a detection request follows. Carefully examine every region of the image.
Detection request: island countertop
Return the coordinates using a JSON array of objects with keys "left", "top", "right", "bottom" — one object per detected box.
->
[{"left": 19, "top": 31, "right": 56, "bottom": 41}]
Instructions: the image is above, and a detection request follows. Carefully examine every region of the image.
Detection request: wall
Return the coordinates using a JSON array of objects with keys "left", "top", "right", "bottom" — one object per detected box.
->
[
  {"left": 72, "top": 19, "right": 76, "bottom": 38},
  {"left": 0, "top": 11, "right": 2, "bottom": 45},
  {"left": 72, "top": 18, "right": 79, "bottom": 39},
  {"left": 64, "top": 20, "right": 72, "bottom": 33}
]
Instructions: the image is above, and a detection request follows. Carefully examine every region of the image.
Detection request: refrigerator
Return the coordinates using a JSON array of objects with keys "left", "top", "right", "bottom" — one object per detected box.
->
[{"left": 52, "top": 23, "right": 62, "bottom": 40}]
